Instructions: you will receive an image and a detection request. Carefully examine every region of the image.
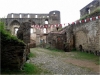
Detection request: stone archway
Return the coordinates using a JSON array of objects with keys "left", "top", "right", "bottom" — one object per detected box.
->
[
  {"left": 75, "top": 31, "right": 88, "bottom": 51},
  {"left": 10, "top": 20, "right": 20, "bottom": 35}
]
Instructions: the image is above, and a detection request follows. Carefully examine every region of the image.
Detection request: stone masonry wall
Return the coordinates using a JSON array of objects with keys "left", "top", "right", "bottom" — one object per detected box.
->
[
  {"left": 1, "top": 21, "right": 27, "bottom": 70},
  {"left": 47, "top": 18, "right": 100, "bottom": 54},
  {"left": 73, "top": 19, "right": 100, "bottom": 53},
  {"left": 1, "top": 45, "right": 26, "bottom": 70}
]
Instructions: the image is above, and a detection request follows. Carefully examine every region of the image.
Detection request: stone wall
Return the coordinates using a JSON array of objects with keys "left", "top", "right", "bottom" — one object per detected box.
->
[
  {"left": 47, "top": 18, "right": 100, "bottom": 55},
  {"left": 1, "top": 44, "right": 26, "bottom": 70},
  {"left": 47, "top": 31, "right": 67, "bottom": 51},
  {"left": 0, "top": 10, "right": 61, "bottom": 46},
  {"left": 80, "top": 0, "right": 100, "bottom": 17},
  {"left": 1, "top": 22, "right": 26, "bottom": 70},
  {"left": 17, "top": 21, "right": 31, "bottom": 57},
  {"left": 73, "top": 19, "right": 100, "bottom": 54}
]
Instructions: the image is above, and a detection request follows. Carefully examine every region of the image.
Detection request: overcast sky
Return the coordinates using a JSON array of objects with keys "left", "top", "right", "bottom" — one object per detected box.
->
[{"left": 0, "top": 0, "right": 92, "bottom": 24}]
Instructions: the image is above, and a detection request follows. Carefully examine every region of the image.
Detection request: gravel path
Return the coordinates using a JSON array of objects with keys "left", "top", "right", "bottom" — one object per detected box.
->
[{"left": 29, "top": 48, "right": 99, "bottom": 75}]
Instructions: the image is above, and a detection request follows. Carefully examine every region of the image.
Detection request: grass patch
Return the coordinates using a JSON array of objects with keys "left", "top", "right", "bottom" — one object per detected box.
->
[
  {"left": 46, "top": 47, "right": 64, "bottom": 52},
  {"left": 2, "top": 63, "right": 51, "bottom": 74},
  {"left": 72, "top": 51, "right": 100, "bottom": 65},
  {"left": 23, "top": 63, "right": 43, "bottom": 74},
  {"left": 28, "top": 52, "right": 36, "bottom": 58}
]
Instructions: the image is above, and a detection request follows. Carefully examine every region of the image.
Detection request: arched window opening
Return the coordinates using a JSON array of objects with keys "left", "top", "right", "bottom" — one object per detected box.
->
[
  {"left": 88, "top": 8, "right": 90, "bottom": 14},
  {"left": 30, "top": 28, "right": 33, "bottom": 33},
  {"left": 44, "top": 28, "right": 46, "bottom": 33},
  {"left": 56, "top": 27, "right": 59, "bottom": 31},
  {"left": 14, "top": 27, "right": 18, "bottom": 35},
  {"left": 79, "top": 45, "right": 83, "bottom": 51},
  {"left": 53, "top": 12, "right": 55, "bottom": 15},
  {"left": 86, "top": 8, "right": 90, "bottom": 14},
  {"left": 12, "top": 13, "right": 14, "bottom": 18},
  {"left": 35, "top": 15, "right": 38, "bottom": 18},
  {"left": 20, "top": 14, "right": 22, "bottom": 18},
  {"left": 45, "top": 19, "right": 48, "bottom": 24},
  {"left": 28, "top": 14, "right": 30, "bottom": 18},
  {"left": 47, "top": 16, "right": 49, "bottom": 18}
]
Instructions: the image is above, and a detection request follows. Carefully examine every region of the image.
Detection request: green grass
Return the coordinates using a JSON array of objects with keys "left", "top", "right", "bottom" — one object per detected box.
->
[
  {"left": 72, "top": 51, "right": 100, "bottom": 65},
  {"left": 46, "top": 48, "right": 64, "bottom": 52},
  {"left": 23, "top": 63, "right": 51, "bottom": 74},
  {"left": 0, "top": 21, "right": 25, "bottom": 46},
  {"left": 28, "top": 52, "right": 36, "bottom": 58},
  {"left": 23, "top": 63, "right": 43, "bottom": 74},
  {"left": 2, "top": 63, "right": 50, "bottom": 74}
]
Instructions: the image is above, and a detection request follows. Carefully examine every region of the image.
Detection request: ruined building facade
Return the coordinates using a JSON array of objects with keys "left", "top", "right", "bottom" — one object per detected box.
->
[
  {"left": 80, "top": 0, "right": 100, "bottom": 17},
  {"left": 1, "top": 10, "right": 61, "bottom": 46},
  {"left": 47, "top": 17, "right": 100, "bottom": 55},
  {"left": 47, "top": 0, "right": 100, "bottom": 55}
]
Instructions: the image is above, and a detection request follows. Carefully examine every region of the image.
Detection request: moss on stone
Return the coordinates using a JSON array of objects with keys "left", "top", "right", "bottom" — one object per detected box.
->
[{"left": 0, "top": 21, "right": 25, "bottom": 46}]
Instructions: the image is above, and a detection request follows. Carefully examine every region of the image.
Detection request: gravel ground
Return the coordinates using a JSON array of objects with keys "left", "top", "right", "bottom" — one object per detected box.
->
[{"left": 28, "top": 48, "right": 99, "bottom": 75}]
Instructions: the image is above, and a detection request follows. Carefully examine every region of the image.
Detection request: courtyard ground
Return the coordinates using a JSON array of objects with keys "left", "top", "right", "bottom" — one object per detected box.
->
[{"left": 27, "top": 47, "right": 100, "bottom": 74}]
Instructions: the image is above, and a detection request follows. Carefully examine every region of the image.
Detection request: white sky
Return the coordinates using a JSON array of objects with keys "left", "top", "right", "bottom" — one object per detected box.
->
[{"left": 0, "top": 0, "right": 92, "bottom": 24}]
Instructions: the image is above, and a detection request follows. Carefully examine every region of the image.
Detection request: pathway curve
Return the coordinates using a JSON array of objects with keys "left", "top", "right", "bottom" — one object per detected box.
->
[{"left": 29, "top": 48, "right": 99, "bottom": 75}]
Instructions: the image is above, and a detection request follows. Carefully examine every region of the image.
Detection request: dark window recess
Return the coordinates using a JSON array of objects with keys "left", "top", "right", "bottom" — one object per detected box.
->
[{"left": 45, "top": 18, "right": 48, "bottom": 21}]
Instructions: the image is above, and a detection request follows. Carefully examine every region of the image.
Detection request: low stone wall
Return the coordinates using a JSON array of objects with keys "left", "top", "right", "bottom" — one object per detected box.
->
[
  {"left": 47, "top": 33, "right": 65, "bottom": 51},
  {"left": 1, "top": 44, "right": 26, "bottom": 70},
  {"left": 1, "top": 21, "right": 29, "bottom": 71}
]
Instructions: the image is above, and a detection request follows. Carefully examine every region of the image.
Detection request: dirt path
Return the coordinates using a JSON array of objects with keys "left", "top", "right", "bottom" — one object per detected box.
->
[
  {"left": 29, "top": 48, "right": 100, "bottom": 74},
  {"left": 65, "top": 58, "right": 100, "bottom": 73}
]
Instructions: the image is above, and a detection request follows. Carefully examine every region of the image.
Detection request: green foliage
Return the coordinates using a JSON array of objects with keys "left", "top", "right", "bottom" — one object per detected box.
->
[
  {"left": 0, "top": 21, "right": 25, "bottom": 46},
  {"left": 23, "top": 63, "right": 50, "bottom": 74},
  {"left": 71, "top": 48, "right": 77, "bottom": 51},
  {"left": 2, "top": 63, "right": 50, "bottom": 74},
  {"left": 45, "top": 44, "right": 64, "bottom": 52},
  {"left": 73, "top": 51, "right": 100, "bottom": 65},
  {"left": 28, "top": 52, "right": 36, "bottom": 58},
  {"left": 47, "top": 47, "right": 64, "bottom": 52},
  {"left": 23, "top": 63, "right": 42, "bottom": 74},
  {"left": 0, "top": 21, "right": 5, "bottom": 30},
  {"left": 80, "top": 14, "right": 89, "bottom": 20}
]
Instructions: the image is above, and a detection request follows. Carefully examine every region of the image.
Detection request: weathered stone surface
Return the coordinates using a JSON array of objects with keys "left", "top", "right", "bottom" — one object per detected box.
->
[
  {"left": 1, "top": 45, "right": 26, "bottom": 70},
  {"left": 73, "top": 19, "right": 100, "bottom": 53},
  {"left": 80, "top": 0, "right": 100, "bottom": 17},
  {"left": 17, "top": 21, "right": 31, "bottom": 58},
  {"left": 47, "top": 19, "right": 100, "bottom": 55},
  {"left": 17, "top": 22, "right": 31, "bottom": 44}
]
